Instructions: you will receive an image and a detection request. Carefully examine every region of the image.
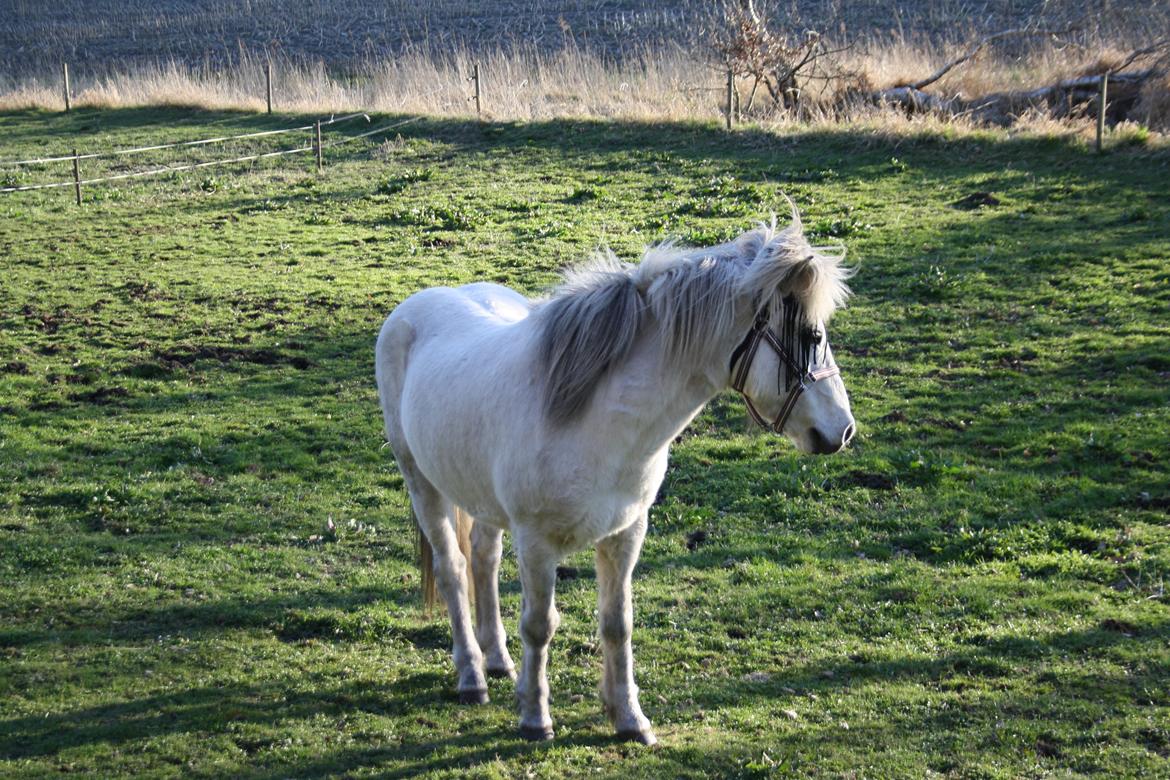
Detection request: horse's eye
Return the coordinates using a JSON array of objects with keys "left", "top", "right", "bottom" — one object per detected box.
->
[{"left": 809, "top": 329, "right": 823, "bottom": 342}]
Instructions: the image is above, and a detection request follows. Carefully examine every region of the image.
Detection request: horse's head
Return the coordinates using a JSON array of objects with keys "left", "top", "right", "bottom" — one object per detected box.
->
[{"left": 729, "top": 213, "right": 855, "bottom": 455}]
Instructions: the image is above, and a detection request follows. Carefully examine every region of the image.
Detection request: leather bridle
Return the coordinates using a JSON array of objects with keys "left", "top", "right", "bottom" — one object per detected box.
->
[{"left": 728, "top": 310, "right": 839, "bottom": 434}]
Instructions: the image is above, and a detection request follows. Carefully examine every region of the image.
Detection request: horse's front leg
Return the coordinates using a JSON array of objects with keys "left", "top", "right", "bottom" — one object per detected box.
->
[
  {"left": 514, "top": 533, "right": 560, "bottom": 741},
  {"left": 471, "top": 522, "right": 516, "bottom": 679},
  {"left": 595, "top": 514, "right": 656, "bottom": 745}
]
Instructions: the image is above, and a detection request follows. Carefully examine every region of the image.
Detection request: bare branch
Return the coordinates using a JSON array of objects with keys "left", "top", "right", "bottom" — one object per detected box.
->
[
  {"left": 909, "top": 26, "right": 1078, "bottom": 91},
  {"left": 1108, "top": 38, "right": 1170, "bottom": 74}
]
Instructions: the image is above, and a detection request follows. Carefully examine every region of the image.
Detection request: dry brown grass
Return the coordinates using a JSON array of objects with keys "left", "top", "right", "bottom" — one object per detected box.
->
[
  {"left": 1137, "top": 72, "right": 1170, "bottom": 130},
  {"left": 0, "top": 46, "right": 719, "bottom": 121},
  {"left": 841, "top": 37, "right": 1159, "bottom": 100},
  {"left": 1, "top": 35, "right": 1165, "bottom": 138}
]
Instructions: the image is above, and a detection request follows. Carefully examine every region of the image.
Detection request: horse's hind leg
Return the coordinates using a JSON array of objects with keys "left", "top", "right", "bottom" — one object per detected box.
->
[
  {"left": 595, "top": 514, "right": 656, "bottom": 745},
  {"left": 405, "top": 469, "right": 489, "bottom": 704},
  {"left": 471, "top": 523, "right": 516, "bottom": 679},
  {"left": 377, "top": 315, "right": 487, "bottom": 703}
]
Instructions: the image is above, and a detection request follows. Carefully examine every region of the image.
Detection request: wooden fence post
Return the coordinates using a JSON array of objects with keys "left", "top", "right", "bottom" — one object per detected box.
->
[
  {"left": 1096, "top": 73, "right": 1108, "bottom": 153},
  {"left": 315, "top": 120, "right": 323, "bottom": 171},
  {"left": 472, "top": 62, "right": 482, "bottom": 119},
  {"left": 72, "top": 150, "right": 81, "bottom": 206},
  {"left": 265, "top": 61, "right": 273, "bottom": 114},
  {"left": 62, "top": 63, "right": 71, "bottom": 112},
  {"left": 726, "top": 68, "right": 734, "bottom": 129}
]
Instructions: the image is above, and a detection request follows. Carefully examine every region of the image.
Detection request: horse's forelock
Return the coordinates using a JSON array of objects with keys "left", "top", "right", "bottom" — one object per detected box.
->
[{"left": 740, "top": 219, "right": 852, "bottom": 324}]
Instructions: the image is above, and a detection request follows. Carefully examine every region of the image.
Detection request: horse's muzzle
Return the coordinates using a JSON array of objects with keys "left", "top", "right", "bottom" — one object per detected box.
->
[{"left": 809, "top": 422, "right": 855, "bottom": 454}]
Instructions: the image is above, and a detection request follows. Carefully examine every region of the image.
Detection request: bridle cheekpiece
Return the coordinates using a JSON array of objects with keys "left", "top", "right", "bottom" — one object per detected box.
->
[{"left": 728, "top": 303, "right": 839, "bottom": 434}]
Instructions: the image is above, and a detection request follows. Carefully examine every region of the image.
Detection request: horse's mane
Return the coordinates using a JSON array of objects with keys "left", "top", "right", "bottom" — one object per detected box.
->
[{"left": 537, "top": 213, "right": 851, "bottom": 425}]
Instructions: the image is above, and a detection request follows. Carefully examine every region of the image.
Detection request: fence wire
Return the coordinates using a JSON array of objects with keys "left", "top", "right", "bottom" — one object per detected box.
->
[
  {"left": 0, "top": 112, "right": 369, "bottom": 167},
  {"left": 0, "top": 115, "right": 422, "bottom": 195}
]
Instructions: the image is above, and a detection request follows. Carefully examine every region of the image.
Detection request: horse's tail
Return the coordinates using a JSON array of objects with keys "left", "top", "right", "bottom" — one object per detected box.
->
[
  {"left": 455, "top": 507, "right": 476, "bottom": 606},
  {"left": 415, "top": 503, "right": 475, "bottom": 613},
  {"left": 414, "top": 506, "right": 437, "bottom": 611}
]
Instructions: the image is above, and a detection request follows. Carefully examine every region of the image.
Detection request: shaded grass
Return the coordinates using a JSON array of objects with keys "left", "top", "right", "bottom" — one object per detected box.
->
[{"left": 1, "top": 107, "right": 1168, "bottom": 777}]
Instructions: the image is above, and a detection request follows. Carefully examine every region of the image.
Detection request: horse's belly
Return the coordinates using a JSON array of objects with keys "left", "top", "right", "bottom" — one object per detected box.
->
[
  {"left": 508, "top": 452, "right": 668, "bottom": 552},
  {"left": 400, "top": 393, "right": 511, "bottom": 523},
  {"left": 398, "top": 334, "right": 535, "bottom": 527}
]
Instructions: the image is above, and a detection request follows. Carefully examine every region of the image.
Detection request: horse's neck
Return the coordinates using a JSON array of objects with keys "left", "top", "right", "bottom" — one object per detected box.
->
[{"left": 588, "top": 321, "right": 730, "bottom": 458}]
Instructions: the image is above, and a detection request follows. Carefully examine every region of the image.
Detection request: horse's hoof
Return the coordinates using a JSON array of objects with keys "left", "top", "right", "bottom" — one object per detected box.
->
[
  {"left": 518, "top": 724, "right": 555, "bottom": 742},
  {"left": 615, "top": 729, "right": 657, "bottom": 746},
  {"left": 487, "top": 666, "right": 517, "bottom": 680},
  {"left": 458, "top": 688, "right": 489, "bottom": 705}
]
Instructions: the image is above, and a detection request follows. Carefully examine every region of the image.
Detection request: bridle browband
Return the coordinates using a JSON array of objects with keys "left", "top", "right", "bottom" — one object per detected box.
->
[{"left": 728, "top": 305, "right": 839, "bottom": 434}]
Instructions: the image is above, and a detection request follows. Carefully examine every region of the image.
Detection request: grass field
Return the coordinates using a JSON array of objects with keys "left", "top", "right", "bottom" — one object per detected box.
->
[{"left": 1, "top": 108, "right": 1168, "bottom": 778}]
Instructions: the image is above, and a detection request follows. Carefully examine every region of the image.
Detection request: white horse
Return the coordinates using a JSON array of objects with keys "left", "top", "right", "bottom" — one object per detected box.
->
[{"left": 375, "top": 210, "right": 855, "bottom": 745}]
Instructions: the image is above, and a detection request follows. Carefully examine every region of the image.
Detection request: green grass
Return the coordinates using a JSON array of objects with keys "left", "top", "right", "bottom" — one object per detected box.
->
[{"left": 1, "top": 107, "right": 1168, "bottom": 778}]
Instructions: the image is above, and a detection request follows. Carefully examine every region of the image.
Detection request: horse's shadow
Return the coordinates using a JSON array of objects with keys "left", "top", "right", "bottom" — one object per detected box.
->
[
  {"left": 236, "top": 720, "right": 620, "bottom": 780},
  {"left": 0, "top": 672, "right": 430, "bottom": 758},
  {"left": 0, "top": 666, "right": 622, "bottom": 776},
  {"left": 8, "top": 617, "right": 1159, "bottom": 775}
]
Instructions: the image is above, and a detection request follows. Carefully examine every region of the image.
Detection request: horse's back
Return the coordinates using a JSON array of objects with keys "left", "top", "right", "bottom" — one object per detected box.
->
[
  {"left": 458, "top": 282, "right": 533, "bottom": 324},
  {"left": 384, "top": 283, "right": 532, "bottom": 344}
]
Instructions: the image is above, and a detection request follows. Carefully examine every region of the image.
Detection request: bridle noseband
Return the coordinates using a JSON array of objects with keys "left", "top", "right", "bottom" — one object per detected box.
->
[{"left": 728, "top": 310, "right": 839, "bottom": 434}]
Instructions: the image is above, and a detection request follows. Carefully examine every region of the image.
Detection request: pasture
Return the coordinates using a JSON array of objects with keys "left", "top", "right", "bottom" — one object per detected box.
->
[{"left": 1, "top": 108, "right": 1168, "bottom": 777}]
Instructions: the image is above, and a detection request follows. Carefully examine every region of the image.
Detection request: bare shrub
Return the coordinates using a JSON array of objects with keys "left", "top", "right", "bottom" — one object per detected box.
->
[{"left": 706, "top": 0, "right": 852, "bottom": 114}]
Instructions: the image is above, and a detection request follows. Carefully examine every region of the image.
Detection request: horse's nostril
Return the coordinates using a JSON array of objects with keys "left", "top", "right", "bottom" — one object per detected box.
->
[
  {"left": 809, "top": 424, "right": 853, "bottom": 455},
  {"left": 808, "top": 427, "right": 836, "bottom": 455}
]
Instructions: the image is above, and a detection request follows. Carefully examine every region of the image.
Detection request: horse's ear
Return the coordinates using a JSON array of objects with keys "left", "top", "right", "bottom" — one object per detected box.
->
[
  {"left": 740, "top": 208, "right": 849, "bottom": 321},
  {"left": 767, "top": 204, "right": 812, "bottom": 299},
  {"left": 777, "top": 254, "right": 818, "bottom": 299},
  {"left": 779, "top": 249, "right": 852, "bottom": 323}
]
